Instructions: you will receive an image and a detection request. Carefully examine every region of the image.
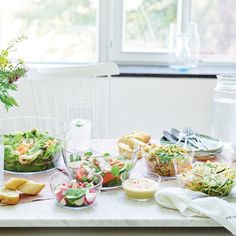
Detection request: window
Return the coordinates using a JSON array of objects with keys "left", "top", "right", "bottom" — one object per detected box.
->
[
  {"left": 0, "top": 0, "right": 98, "bottom": 63},
  {"left": 110, "top": 0, "right": 177, "bottom": 64},
  {"left": 0, "top": 0, "right": 235, "bottom": 65},
  {"left": 123, "top": 0, "right": 177, "bottom": 52},
  {"left": 192, "top": 0, "right": 236, "bottom": 60}
]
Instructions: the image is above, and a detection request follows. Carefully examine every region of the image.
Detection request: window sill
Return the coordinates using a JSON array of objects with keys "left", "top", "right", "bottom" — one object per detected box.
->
[{"left": 117, "top": 65, "right": 236, "bottom": 78}]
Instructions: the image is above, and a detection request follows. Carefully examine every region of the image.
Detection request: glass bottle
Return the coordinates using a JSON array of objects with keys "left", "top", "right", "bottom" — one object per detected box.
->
[
  {"left": 187, "top": 22, "right": 201, "bottom": 68},
  {"left": 172, "top": 33, "right": 191, "bottom": 71},
  {"left": 168, "top": 23, "right": 177, "bottom": 53},
  {"left": 211, "top": 74, "right": 236, "bottom": 145},
  {"left": 168, "top": 23, "right": 177, "bottom": 66}
]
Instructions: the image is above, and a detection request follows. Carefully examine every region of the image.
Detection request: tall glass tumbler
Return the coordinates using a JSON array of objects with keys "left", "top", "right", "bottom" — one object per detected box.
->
[{"left": 69, "top": 102, "right": 93, "bottom": 151}]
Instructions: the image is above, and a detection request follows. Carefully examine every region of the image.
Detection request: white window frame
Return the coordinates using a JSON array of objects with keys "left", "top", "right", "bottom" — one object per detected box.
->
[
  {"left": 105, "top": 0, "right": 236, "bottom": 65},
  {"left": 107, "top": 0, "right": 191, "bottom": 65},
  {"left": 1, "top": 0, "right": 236, "bottom": 65}
]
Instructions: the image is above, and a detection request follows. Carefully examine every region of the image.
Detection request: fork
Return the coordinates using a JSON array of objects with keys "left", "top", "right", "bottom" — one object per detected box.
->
[{"left": 184, "top": 127, "right": 209, "bottom": 150}]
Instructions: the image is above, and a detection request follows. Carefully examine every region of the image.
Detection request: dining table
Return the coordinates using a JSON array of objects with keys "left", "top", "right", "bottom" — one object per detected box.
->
[{"left": 0, "top": 139, "right": 234, "bottom": 236}]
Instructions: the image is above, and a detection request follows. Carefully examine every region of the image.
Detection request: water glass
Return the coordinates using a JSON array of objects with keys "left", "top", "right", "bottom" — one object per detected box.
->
[{"left": 69, "top": 102, "right": 93, "bottom": 151}]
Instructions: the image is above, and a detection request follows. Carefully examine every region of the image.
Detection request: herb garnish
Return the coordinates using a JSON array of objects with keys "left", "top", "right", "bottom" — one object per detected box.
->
[{"left": 0, "top": 35, "right": 27, "bottom": 110}]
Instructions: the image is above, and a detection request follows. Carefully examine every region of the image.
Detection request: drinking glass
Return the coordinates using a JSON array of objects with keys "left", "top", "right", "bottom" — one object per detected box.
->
[{"left": 69, "top": 102, "right": 93, "bottom": 151}]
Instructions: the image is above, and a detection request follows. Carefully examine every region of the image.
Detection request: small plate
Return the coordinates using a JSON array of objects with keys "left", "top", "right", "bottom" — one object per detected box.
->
[{"left": 160, "top": 134, "right": 223, "bottom": 158}]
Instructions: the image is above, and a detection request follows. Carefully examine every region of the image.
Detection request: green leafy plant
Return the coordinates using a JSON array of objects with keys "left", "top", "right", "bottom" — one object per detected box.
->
[{"left": 0, "top": 35, "right": 27, "bottom": 111}]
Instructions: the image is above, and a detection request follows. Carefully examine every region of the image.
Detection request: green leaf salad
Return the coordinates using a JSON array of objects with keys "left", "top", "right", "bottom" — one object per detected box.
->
[{"left": 4, "top": 129, "right": 62, "bottom": 172}]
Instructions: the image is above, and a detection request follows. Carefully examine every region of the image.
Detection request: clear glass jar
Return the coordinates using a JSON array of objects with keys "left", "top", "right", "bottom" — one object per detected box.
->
[{"left": 211, "top": 74, "right": 236, "bottom": 145}]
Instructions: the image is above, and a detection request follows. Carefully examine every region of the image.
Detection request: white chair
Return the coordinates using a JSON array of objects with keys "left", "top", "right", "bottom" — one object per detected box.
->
[{"left": 27, "top": 63, "right": 119, "bottom": 138}]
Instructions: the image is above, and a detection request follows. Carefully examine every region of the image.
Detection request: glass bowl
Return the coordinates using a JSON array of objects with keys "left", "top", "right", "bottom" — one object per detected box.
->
[
  {"left": 49, "top": 171, "right": 103, "bottom": 209},
  {"left": 121, "top": 171, "right": 161, "bottom": 201},
  {"left": 62, "top": 140, "right": 139, "bottom": 191},
  {"left": 142, "top": 144, "right": 194, "bottom": 180},
  {"left": 174, "top": 161, "right": 236, "bottom": 196},
  {"left": 0, "top": 116, "right": 68, "bottom": 174}
]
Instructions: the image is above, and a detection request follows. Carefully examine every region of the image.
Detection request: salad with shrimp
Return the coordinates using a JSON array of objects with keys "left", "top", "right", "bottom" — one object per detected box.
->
[{"left": 4, "top": 129, "right": 62, "bottom": 172}]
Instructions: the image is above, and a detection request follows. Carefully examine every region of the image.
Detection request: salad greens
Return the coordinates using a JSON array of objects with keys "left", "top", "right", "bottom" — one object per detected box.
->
[
  {"left": 4, "top": 129, "right": 62, "bottom": 172},
  {"left": 178, "top": 162, "right": 236, "bottom": 196},
  {"left": 66, "top": 152, "right": 134, "bottom": 188},
  {"left": 154, "top": 145, "right": 188, "bottom": 164}
]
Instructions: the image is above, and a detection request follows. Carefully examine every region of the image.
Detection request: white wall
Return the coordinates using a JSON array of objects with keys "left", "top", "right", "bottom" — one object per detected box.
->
[{"left": 0, "top": 75, "right": 216, "bottom": 139}]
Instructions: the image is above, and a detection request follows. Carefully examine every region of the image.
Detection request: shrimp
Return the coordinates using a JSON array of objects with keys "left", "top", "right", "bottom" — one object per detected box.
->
[
  {"left": 16, "top": 145, "right": 28, "bottom": 155},
  {"left": 18, "top": 155, "right": 33, "bottom": 165}
]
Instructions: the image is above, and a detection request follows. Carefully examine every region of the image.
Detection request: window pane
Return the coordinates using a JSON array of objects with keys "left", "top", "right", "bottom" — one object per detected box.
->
[
  {"left": 0, "top": 0, "right": 98, "bottom": 62},
  {"left": 192, "top": 0, "right": 236, "bottom": 56},
  {"left": 123, "top": 0, "right": 177, "bottom": 52}
]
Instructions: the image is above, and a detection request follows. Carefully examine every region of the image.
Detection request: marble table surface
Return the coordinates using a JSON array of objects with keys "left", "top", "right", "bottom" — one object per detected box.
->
[
  {"left": 0, "top": 179, "right": 219, "bottom": 227},
  {"left": 0, "top": 139, "right": 233, "bottom": 228}
]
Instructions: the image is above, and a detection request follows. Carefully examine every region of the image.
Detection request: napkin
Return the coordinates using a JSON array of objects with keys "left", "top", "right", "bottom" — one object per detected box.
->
[{"left": 155, "top": 187, "right": 236, "bottom": 235}]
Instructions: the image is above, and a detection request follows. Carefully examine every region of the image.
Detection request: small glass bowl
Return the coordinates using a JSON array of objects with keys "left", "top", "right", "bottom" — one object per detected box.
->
[
  {"left": 49, "top": 171, "right": 103, "bottom": 209},
  {"left": 121, "top": 171, "right": 161, "bottom": 201}
]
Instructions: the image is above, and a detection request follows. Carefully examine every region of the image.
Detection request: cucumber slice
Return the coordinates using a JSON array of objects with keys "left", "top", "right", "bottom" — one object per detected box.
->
[{"left": 65, "top": 189, "right": 85, "bottom": 201}]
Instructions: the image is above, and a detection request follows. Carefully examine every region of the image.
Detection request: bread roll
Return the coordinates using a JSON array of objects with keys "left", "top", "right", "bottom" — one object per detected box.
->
[
  {"left": 118, "top": 131, "right": 151, "bottom": 159},
  {"left": 4, "top": 178, "right": 45, "bottom": 196},
  {"left": 17, "top": 181, "right": 45, "bottom": 196},
  {"left": 127, "top": 131, "right": 151, "bottom": 144},
  {"left": 0, "top": 187, "right": 20, "bottom": 205},
  {"left": 4, "top": 178, "right": 27, "bottom": 190}
]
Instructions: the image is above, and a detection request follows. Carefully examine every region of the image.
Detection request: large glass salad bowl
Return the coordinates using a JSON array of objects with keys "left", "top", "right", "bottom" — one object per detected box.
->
[
  {"left": 0, "top": 116, "right": 68, "bottom": 174},
  {"left": 62, "top": 140, "right": 139, "bottom": 190}
]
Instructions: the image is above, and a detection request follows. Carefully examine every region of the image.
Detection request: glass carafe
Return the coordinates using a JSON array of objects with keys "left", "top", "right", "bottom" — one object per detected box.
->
[{"left": 211, "top": 75, "right": 236, "bottom": 145}]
